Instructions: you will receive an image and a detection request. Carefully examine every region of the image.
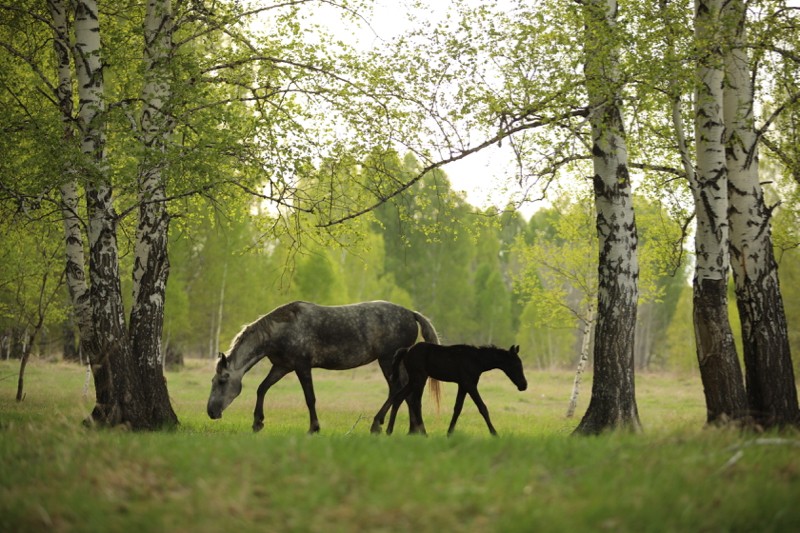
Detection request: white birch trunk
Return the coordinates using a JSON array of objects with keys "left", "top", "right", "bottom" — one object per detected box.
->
[
  {"left": 74, "top": 0, "right": 140, "bottom": 426},
  {"left": 48, "top": 0, "right": 93, "bottom": 347},
  {"left": 213, "top": 260, "right": 228, "bottom": 358},
  {"left": 693, "top": 0, "right": 729, "bottom": 287},
  {"left": 130, "top": 0, "right": 174, "bottom": 369},
  {"left": 722, "top": 0, "right": 799, "bottom": 427},
  {"left": 691, "top": 0, "right": 747, "bottom": 423},
  {"left": 574, "top": 0, "right": 641, "bottom": 435},
  {"left": 127, "top": 0, "right": 179, "bottom": 426},
  {"left": 566, "top": 304, "right": 594, "bottom": 419}
]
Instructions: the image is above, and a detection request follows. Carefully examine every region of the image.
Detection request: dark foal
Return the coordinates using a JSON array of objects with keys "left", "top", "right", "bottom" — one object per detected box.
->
[{"left": 373, "top": 343, "right": 528, "bottom": 436}]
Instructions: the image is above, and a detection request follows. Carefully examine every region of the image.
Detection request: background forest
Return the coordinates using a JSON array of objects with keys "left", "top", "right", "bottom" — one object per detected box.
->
[{"left": 3, "top": 148, "right": 798, "bottom": 374}]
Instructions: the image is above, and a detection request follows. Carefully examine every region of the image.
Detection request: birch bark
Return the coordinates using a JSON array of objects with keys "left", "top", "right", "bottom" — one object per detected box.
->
[
  {"left": 566, "top": 304, "right": 594, "bottom": 419},
  {"left": 128, "top": 0, "right": 178, "bottom": 426},
  {"left": 722, "top": 0, "right": 799, "bottom": 427},
  {"left": 691, "top": 0, "right": 748, "bottom": 424},
  {"left": 573, "top": 0, "right": 641, "bottom": 435},
  {"left": 48, "top": 0, "right": 93, "bottom": 350},
  {"left": 74, "top": 0, "right": 145, "bottom": 427}
]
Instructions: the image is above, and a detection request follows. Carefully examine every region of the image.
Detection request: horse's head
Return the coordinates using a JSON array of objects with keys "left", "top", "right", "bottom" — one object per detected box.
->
[
  {"left": 207, "top": 353, "right": 243, "bottom": 419},
  {"left": 503, "top": 345, "right": 528, "bottom": 392}
]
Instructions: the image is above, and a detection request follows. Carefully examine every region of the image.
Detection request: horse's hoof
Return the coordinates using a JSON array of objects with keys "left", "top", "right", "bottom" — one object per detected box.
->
[
  {"left": 252, "top": 421, "right": 264, "bottom": 433},
  {"left": 370, "top": 422, "right": 383, "bottom": 434}
]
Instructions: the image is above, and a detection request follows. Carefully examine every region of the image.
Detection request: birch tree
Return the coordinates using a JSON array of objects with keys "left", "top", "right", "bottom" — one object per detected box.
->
[
  {"left": 48, "top": 0, "right": 93, "bottom": 362},
  {"left": 71, "top": 0, "right": 157, "bottom": 427},
  {"left": 690, "top": 0, "right": 749, "bottom": 424},
  {"left": 127, "top": 0, "right": 178, "bottom": 425},
  {"left": 573, "top": 0, "right": 641, "bottom": 435},
  {"left": 722, "top": 0, "right": 799, "bottom": 427}
]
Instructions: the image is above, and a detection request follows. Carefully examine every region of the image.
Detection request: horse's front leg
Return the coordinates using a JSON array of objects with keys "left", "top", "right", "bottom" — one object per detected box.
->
[
  {"left": 253, "top": 366, "right": 291, "bottom": 432},
  {"left": 467, "top": 387, "right": 497, "bottom": 436},
  {"left": 296, "top": 365, "right": 320, "bottom": 434},
  {"left": 371, "top": 391, "right": 401, "bottom": 434},
  {"left": 447, "top": 386, "right": 467, "bottom": 436}
]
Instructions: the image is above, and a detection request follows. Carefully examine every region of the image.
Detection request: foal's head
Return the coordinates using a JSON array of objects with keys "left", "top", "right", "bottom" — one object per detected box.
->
[
  {"left": 500, "top": 345, "right": 527, "bottom": 391},
  {"left": 207, "top": 353, "right": 243, "bottom": 419}
]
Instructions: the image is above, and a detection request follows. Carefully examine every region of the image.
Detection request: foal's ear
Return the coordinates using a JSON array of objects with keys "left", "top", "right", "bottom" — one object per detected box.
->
[{"left": 510, "top": 345, "right": 519, "bottom": 355}]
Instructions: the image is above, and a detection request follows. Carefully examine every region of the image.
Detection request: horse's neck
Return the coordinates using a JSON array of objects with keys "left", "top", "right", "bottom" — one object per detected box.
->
[
  {"left": 230, "top": 335, "right": 270, "bottom": 375},
  {"left": 480, "top": 351, "right": 504, "bottom": 372}
]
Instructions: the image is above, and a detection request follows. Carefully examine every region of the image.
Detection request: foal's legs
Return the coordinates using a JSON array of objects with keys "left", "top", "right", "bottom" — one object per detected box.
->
[
  {"left": 296, "top": 365, "right": 320, "bottom": 434},
  {"left": 447, "top": 385, "right": 468, "bottom": 436},
  {"left": 467, "top": 386, "right": 497, "bottom": 436},
  {"left": 407, "top": 378, "right": 427, "bottom": 435},
  {"left": 253, "top": 365, "right": 291, "bottom": 432}
]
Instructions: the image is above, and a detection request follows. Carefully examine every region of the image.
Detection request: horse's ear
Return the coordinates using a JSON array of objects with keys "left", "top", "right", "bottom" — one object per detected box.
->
[
  {"left": 216, "top": 353, "right": 228, "bottom": 372},
  {"left": 510, "top": 345, "right": 519, "bottom": 354}
]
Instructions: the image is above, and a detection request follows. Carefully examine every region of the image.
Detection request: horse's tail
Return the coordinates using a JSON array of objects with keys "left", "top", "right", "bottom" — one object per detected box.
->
[
  {"left": 413, "top": 311, "right": 439, "bottom": 344},
  {"left": 413, "top": 311, "right": 441, "bottom": 412}
]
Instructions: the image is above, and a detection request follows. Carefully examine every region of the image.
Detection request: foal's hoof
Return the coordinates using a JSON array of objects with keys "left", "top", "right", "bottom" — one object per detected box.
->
[
  {"left": 370, "top": 422, "right": 383, "bottom": 434},
  {"left": 252, "top": 421, "right": 264, "bottom": 433}
]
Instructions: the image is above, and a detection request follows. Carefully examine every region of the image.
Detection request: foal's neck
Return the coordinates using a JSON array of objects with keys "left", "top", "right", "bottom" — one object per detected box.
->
[{"left": 480, "top": 349, "right": 506, "bottom": 372}]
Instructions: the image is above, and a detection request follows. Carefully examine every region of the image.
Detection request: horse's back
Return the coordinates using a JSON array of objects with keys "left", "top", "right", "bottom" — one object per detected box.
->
[
  {"left": 404, "top": 343, "right": 480, "bottom": 382},
  {"left": 274, "top": 301, "right": 420, "bottom": 369}
]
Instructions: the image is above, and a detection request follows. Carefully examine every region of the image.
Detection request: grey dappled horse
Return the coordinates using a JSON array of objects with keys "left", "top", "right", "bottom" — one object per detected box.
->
[{"left": 207, "top": 300, "right": 439, "bottom": 433}]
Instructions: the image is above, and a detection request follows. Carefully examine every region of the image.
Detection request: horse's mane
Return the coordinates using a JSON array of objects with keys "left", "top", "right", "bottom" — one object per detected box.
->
[
  {"left": 228, "top": 315, "right": 271, "bottom": 358},
  {"left": 227, "top": 303, "right": 299, "bottom": 360}
]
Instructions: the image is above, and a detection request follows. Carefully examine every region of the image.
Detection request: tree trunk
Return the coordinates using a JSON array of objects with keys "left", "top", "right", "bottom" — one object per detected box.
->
[
  {"left": 691, "top": 0, "right": 748, "bottom": 424},
  {"left": 722, "top": 0, "right": 799, "bottom": 428},
  {"left": 128, "top": 0, "right": 178, "bottom": 427},
  {"left": 73, "top": 0, "right": 152, "bottom": 428},
  {"left": 574, "top": 0, "right": 641, "bottom": 435},
  {"left": 61, "top": 319, "right": 79, "bottom": 362},
  {"left": 49, "top": 0, "right": 94, "bottom": 361},
  {"left": 16, "top": 330, "right": 35, "bottom": 401},
  {"left": 566, "top": 304, "right": 594, "bottom": 418}
]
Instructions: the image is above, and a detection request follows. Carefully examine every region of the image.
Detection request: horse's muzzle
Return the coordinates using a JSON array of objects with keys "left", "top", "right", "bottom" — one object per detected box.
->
[
  {"left": 207, "top": 406, "right": 222, "bottom": 420},
  {"left": 518, "top": 381, "right": 528, "bottom": 392}
]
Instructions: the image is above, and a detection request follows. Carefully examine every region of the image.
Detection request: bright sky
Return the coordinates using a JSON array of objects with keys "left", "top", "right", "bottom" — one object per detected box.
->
[{"left": 310, "top": 0, "right": 534, "bottom": 216}]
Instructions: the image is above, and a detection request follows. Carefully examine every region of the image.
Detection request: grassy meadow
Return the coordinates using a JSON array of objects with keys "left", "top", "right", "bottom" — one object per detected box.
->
[{"left": 1, "top": 358, "right": 798, "bottom": 532}]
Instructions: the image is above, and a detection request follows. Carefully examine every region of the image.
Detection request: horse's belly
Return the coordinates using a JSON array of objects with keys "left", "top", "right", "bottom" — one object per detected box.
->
[{"left": 313, "top": 350, "right": 374, "bottom": 370}]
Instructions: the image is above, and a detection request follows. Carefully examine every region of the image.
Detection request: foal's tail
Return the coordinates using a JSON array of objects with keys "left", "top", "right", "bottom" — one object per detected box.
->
[
  {"left": 413, "top": 311, "right": 441, "bottom": 412},
  {"left": 390, "top": 346, "right": 409, "bottom": 384}
]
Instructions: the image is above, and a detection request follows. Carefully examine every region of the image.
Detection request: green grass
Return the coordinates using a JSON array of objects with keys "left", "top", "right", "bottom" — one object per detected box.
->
[{"left": 1, "top": 359, "right": 798, "bottom": 532}]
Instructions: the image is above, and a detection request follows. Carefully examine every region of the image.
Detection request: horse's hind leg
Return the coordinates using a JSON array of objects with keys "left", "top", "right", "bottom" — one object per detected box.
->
[
  {"left": 253, "top": 365, "right": 291, "bottom": 432},
  {"left": 408, "top": 381, "right": 427, "bottom": 435},
  {"left": 373, "top": 353, "right": 410, "bottom": 433},
  {"left": 370, "top": 398, "right": 389, "bottom": 434},
  {"left": 296, "top": 365, "right": 320, "bottom": 434},
  {"left": 385, "top": 384, "right": 411, "bottom": 435}
]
